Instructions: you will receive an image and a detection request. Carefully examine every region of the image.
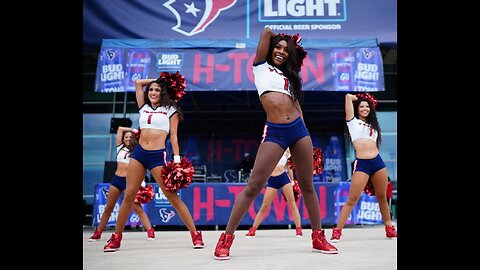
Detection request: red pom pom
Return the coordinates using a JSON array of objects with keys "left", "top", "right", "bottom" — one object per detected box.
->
[
  {"left": 287, "top": 157, "right": 295, "bottom": 171},
  {"left": 134, "top": 185, "right": 154, "bottom": 204},
  {"left": 160, "top": 156, "right": 194, "bottom": 192},
  {"left": 282, "top": 180, "right": 302, "bottom": 203},
  {"left": 355, "top": 92, "right": 378, "bottom": 108},
  {"left": 286, "top": 147, "right": 324, "bottom": 175},
  {"left": 159, "top": 71, "right": 186, "bottom": 103},
  {"left": 363, "top": 179, "right": 375, "bottom": 196},
  {"left": 134, "top": 128, "right": 141, "bottom": 140},
  {"left": 312, "top": 147, "right": 324, "bottom": 175}
]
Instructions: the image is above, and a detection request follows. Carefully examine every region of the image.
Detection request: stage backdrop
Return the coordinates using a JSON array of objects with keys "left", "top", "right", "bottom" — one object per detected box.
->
[
  {"left": 84, "top": 0, "right": 397, "bottom": 50},
  {"left": 95, "top": 42, "right": 384, "bottom": 93},
  {"left": 92, "top": 182, "right": 383, "bottom": 227},
  {"left": 155, "top": 133, "right": 347, "bottom": 181}
]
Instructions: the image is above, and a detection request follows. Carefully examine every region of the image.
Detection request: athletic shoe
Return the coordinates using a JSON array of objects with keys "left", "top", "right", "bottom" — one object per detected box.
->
[
  {"left": 330, "top": 227, "right": 342, "bottom": 243},
  {"left": 191, "top": 230, "right": 204, "bottom": 248},
  {"left": 147, "top": 227, "right": 155, "bottom": 240},
  {"left": 295, "top": 226, "right": 303, "bottom": 237},
  {"left": 213, "top": 233, "right": 235, "bottom": 260},
  {"left": 312, "top": 229, "right": 338, "bottom": 254},
  {"left": 245, "top": 227, "right": 256, "bottom": 238},
  {"left": 385, "top": 225, "right": 397, "bottom": 239},
  {"left": 103, "top": 233, "right": 122, "bottom": 252},
  {"left": 88, "top": 230, "right": 102, "bottom": 241}
]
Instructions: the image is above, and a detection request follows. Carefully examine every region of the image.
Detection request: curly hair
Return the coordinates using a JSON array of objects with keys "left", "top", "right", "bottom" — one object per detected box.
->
[
  {"left": 143, "top": 78, "right": 184, "bottom": 122},
  {"left": 266, "top": 34, "right": 307, "bottom": 102},
  {"left": 345, "top": 98, "right": 382, "bottom": 148}
]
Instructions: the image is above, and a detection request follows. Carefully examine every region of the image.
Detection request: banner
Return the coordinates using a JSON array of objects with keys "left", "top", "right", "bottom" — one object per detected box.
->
[
  {"left": 91, "top": 184, "right": 147, "bottom": 227},
  {"left": 84, "top": 0, "right": 396, "bottom": 51},
  {"left": 95, "top": 46, "right": 384, "bottom": 92},
  {"left": 92, "top": 182, "right": 383, "bottom": 226}
]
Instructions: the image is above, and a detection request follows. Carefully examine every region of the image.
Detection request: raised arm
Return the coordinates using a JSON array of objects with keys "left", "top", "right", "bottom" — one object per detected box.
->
[
  {"left": 254, "top": 26, "right": 277, "bottom": 64},
  {"left": 116, "top": 126, "right": 136, "bottom": 146},
  {"left": 345, "top": 94, "right": 358, "bottom": 121},
  {"left": 169, "top": 113, "right": 181, "bottom": 162},
  {"left": 135, "top": 79, "right": 156, "bottom": 109}
]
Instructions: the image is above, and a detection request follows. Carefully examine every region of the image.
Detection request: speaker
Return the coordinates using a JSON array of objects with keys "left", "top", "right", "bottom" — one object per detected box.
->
[
  {"left": 103, "top": 161, "right": 117, "bottom": 183},
  {"left": 110, "top": 118, "right": 132, "bottom": 133}
]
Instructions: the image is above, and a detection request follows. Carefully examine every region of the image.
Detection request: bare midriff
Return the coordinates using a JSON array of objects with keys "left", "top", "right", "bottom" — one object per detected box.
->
[
  {"left": 352, "top": 139, "right": 379, "bottom": 159},
  {"left": 260, "top": 91, "right": 300, "bottom": 123},
  {"left": 138, "top": 128, "right": 169, "bottom": 150}
]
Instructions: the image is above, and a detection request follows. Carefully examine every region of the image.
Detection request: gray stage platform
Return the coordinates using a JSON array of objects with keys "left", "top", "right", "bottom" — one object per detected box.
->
[{"left": 83, "top": 225, "right": 397, "bottom": 270}]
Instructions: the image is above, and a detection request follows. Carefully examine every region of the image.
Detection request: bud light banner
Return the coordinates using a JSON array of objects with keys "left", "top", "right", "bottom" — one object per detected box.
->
[
  {"left": 92, "top": 182, "right": 383, "bottom": 226},
  {"left": 84, "top": 0, "right": 396, "bottom": 51},
  {"left": 95, "top": 46, "right": 384, "bottom": 92},
  {"left": 91, "top": 184, "right": 147, "bottom": 227}
]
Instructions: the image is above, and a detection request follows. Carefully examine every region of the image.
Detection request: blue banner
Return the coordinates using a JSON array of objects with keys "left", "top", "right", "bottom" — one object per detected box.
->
[
  {"left": 92, "top": 182, "right": 383, "bottom": 226},
  {"left": 84, "top": 0, "right": 396, "bottom": 51},
  {"left": 91, "top": 184, "right": 147, "bottom": 227},
  {"left": 95, "top": 46, "right": 384, "bottom": 92}
]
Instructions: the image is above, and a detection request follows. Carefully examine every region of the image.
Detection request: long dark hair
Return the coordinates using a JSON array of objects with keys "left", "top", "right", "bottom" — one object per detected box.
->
[
  {"left": 266, "top": 35, "right": 304, "bottom": 102},
  {"left": 143, "top": 78, "right": 184, "bottom": 121},
  {"left": 346, "top": 98, "right": 382, "bottom": 148},
  {"left": 116, "top": 130, "right": 138, "bottom": 158}
]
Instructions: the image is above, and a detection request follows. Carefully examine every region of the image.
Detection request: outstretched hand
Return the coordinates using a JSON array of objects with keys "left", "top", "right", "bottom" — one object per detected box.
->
[{"left": 347, "top": 93, "right": 358, "bottom": 101}]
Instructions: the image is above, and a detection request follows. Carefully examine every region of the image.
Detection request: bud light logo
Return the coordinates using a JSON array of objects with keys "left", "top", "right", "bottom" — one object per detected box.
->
[
  {"left": 154, "top": 186, "right": 180, "bottom": 205},
  {"left": 259, "top": 0, "right": 347, "bottom": 22},
  {"left": 355, "top": 195, "right": 382, "bottom": 224},
  {"left": 163, "top": 0, "right": 237, "bottom": 36},
  {"left": 157, "top": 52, "right": 184, "bottom": 70}
]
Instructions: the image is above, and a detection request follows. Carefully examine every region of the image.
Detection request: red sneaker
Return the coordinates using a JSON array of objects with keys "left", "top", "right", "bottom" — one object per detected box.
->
[
  {"left": 245, "top": 227, "right": 256, "bottom": 238},
  {"left": 103, "top": 233, "right": 122, "bottom": 252},
  {"left": 312, "top": 229, "right": 338, "bottom": 254},
  {"left": 213, "top": 233, "right": 235, "bottom": 260},
  {"left": 385, "top": 225, "right": 397, "bottom": 239},
  {"left": 191, "top": 230, "right": 204, "bottom": 249},
  {"left": 147, "top": 227, "right": 155, "bottom": 240},
  {"left": 295, "top": 226, "right": 303, "bottom": 237},
  {"left": 330, "top": 227, "right": 342, "bottom": 243},
  {"left": 88, "top": 230, "right": 102, "bottom": 242}
]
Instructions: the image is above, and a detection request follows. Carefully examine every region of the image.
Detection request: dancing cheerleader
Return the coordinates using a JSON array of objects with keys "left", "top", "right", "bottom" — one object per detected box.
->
[
  {"left": 89, "top": 126, "right": 155, "bottom": 242},
  {"left": 330, "top": 93, "right": 397, "bottom": 242},
  {"left": 244, "top": 148, "right": 303, "bottom": 238},
  {"left": 213, "top": 26, "right": 337, "bottom": 260},
  {"left": 103, "top": 71, "right": 204, "bottom": 252}
]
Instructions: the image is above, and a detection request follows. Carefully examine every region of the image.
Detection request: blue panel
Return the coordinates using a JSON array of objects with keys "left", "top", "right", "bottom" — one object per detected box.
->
[{"left": 84, "top": 0, "right": 396, "bottom": 51}]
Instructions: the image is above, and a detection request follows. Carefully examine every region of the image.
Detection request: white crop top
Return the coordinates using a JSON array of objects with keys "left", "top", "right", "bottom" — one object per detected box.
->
[
  {"left": 346, "top": 117, "right": 378, "bottom": 143},
  {"left": 116, "top": 144, "right": 130, "bottom": 164},
  {"left": 138, "top": 104, "right": 177, "bottom": 132},
  {"left": 278, "top": 148, "right": 291, "bottom": 167},
  {"left": 253, "top": 61, "right": 292, "bottom": 98}
]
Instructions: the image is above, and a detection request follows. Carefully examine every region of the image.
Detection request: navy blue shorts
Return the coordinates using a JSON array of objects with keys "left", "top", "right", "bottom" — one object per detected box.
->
[
  {"left": 261, "top": 117, "right": 310, "bottom": 150},
  {"left": 130, "top": 144, "right": 167, "bottom": 171},
  {"left": 352, "top": 154, "right": 386, "bottom": 176},
  {"left": 266, "top": 171, "right": 292, "bottom": 189},
  {"left": 110, "top": 175, "right": 126, "bottom": 191}
]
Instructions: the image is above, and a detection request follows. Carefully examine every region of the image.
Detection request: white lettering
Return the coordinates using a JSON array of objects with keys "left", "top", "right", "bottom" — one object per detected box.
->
[
  {"left": 158, "top": 59, "right": 182, "bottom": 65},
  {"left": 310, "top": 24, "right": 341, "bottom": 30},
  {"left": 264, "top": 0, "right": 340, "bottom": 17}
]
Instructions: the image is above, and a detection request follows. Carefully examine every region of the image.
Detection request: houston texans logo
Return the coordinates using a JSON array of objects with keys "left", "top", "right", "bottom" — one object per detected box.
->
[
  {"left": 105, "top": 49, "right": 119, "bottom": 60},
  {"left": 163, "top": 0, "right": 237, "bottom": 36},
  {"left": 158, "top": 208, "right": 176, "bottom": 223},
  {"left": 101, "top": 187, "right": 109, "bottom": 198},
  {"left": 362, "top": 48, "right": 374, "bottom": 59}
]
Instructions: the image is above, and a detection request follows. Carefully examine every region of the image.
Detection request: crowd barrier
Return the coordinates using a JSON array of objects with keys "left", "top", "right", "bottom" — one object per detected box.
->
[{"left": 92, "top": 182, "right": 383, "bottom": 227}]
